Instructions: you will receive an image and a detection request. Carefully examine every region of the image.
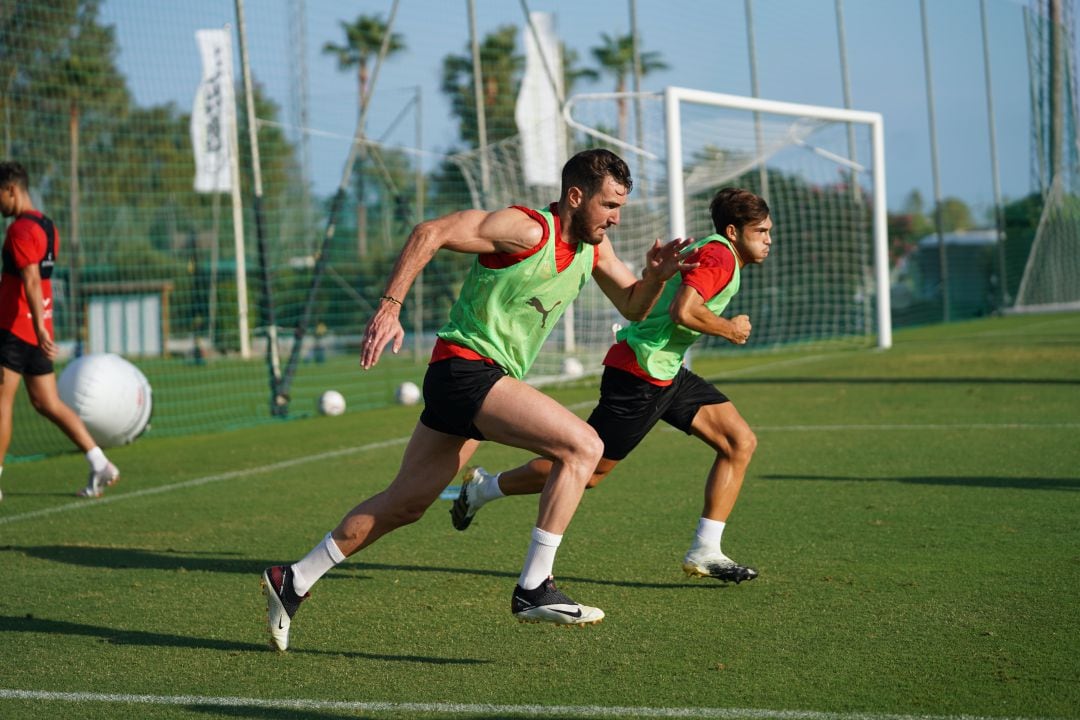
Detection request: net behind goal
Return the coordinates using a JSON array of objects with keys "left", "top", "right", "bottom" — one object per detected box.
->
[{"left": 451, "top": 86, "right": 890, "bottom": 383}]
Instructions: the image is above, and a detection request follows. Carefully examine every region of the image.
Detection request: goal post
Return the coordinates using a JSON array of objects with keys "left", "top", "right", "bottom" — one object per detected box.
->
[
  {"left": 451, "top": 84, "right": 895, "bottom": 383},
  {"left": 659, "top": 86, "right": 891, "bottom": 350}
]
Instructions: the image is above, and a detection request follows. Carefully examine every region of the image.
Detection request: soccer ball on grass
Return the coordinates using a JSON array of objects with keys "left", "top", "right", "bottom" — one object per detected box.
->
[
  {"left": 395, "top": 381, "right": 421, "bottom": 406},
  {"left": 318, "top": 390, "right": 347, "bottom": 416}
]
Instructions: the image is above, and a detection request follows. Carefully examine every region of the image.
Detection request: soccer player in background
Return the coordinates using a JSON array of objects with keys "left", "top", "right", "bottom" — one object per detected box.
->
[
  {"left": 261, "top": 149, "right": 697, "bottom": 650},
  {"left": 451, "top": 188, "right": 772, "bottom": 584},
  {"left": 0, "top": 161, "right": 120, "bottom": 501}
]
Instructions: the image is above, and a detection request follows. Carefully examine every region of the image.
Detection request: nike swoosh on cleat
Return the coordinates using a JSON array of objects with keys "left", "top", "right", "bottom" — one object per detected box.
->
[
  {"left": 550, "top": 607, "right": 583, "bottom": 618},
  {"left": 278, "top": 618, "right": 286, "bottom": 629}
]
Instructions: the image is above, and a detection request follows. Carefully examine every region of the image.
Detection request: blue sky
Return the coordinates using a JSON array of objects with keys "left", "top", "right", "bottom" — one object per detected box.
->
[{"left": 101, "top": 0, "right": 1064, "bottom": 216}]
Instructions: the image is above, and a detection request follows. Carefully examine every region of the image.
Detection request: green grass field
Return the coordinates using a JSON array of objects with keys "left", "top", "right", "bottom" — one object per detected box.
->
[{"left": 1, "top": 313, "right": 1078, "bottom": 719}]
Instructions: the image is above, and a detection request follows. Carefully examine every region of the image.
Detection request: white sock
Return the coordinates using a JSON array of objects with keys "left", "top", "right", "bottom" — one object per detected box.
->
[
  {"left": 290, "top": 532, "right": 346, "bottom": 596},
  {"left": 86, "top": 447, "right": 108, "bottom": 473},
  {"left": 693, "top": 517, "right": 726, "bottom": 550},
  {"left": 518, "top": 527, "right": 562, "bottom": 590},
  {"left": 473, "top": 471, "right": 505, "bottom": 507}
]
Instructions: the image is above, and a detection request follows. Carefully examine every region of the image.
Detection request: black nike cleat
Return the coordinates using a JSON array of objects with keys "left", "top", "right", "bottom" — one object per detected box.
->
[
  {"left": 511, "top": 577, "right": 604, "bottom": 625},
  {"left": 261, "top": 565, "right": 310, "bottom": 651},
  {"left": 450, "top": 468, "right": 479, "bottom": 531}
]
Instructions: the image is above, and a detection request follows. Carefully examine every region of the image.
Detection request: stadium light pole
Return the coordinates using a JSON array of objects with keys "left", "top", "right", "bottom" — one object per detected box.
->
[
  {"left": 235, "top": 0, "right": 285, "bottom": 413},
  {"left": 744, "top": 0, "right": 769, "bottom": 202},
  {"left": 467, "top": 0, "right": 491, "bottom": 199},
  {"left": 979, "top": 0, "right": 1009, "bottom": 309},
  {"left": 414, "top": 84, "right": 426, "bottom": 362},
  {"left": 919, "top": 0, "right": 950, "bottom": 322},
  {"left": 835, "top": 0, "right": 861, "bottom": 205}
]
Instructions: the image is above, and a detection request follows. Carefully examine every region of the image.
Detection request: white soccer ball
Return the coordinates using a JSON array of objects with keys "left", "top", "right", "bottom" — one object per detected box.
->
[
  {"left": 561, "top": 357, "right": 585, "bottom": 378},
  {"left": 318, "top": 390, "right": 346, "bottom": 416},
  {"left": 57, "top": 353, "right": 153, "bottom": 448},
  {"left": 395, "top": 381, "right": 421, "bottom": 406}
]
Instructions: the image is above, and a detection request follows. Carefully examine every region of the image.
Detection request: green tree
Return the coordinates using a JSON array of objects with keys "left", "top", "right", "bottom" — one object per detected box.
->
[
  {"left": 589, "top": 33, "right": 668, "bottom": 142},
  {"left": 935, "top": 197, "right": 974, "bottom": 232},
  {"left": 52, "top": 0, "right": 130, "bottom": 248},
  {"left": 322, "top": 14, "right": 406, "bottom": 257},
  {"left": 441, "top": 25, "right": 524, "bottom": 147}
]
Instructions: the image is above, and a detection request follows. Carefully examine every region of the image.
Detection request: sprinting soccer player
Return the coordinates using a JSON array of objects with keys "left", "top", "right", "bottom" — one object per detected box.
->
[
  {"left": 0, "top": 161, "right": 120, "bottom": 501},
  {"left": 451, "top": 188, "right": 772, "bottom": 584},
  {"left": 261, "top": 149, "right": 697, "bottom": 650}
]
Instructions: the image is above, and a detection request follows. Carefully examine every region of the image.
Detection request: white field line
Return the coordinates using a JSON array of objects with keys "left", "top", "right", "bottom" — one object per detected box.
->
[
  {"left": 4, "top": 418, "right": 1073, "bottom": 528},
  {"left": 3, "top": 352, "right": 1075, "bottom": 527},
  {"left": 0, "top": 689, "right": 1065, "bottom": 720},
  {"left": 0, "top": 437, "right": 409, "bottom": 527},
  {"left": 0, "top": 354, "right": 823, "bottom": 527}
]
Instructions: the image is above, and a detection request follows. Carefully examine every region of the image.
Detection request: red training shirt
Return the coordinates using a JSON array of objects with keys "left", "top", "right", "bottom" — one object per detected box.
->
[
  {"left": 0, "top": 211, "right": 57, "bottom": 345},
  {"left": 602, "top": 240, "right": 737, "bottom": 386}
]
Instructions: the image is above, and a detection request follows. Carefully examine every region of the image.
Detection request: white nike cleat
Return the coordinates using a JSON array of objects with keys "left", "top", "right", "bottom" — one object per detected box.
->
[
  {"left": 450, "top": 466, "right": 495, "bottom": 531},
  {"left": 511, "top": 577, "right": 604, "bottom": 625},
  {"left": 261, "top": 565, "right": 310, "bottom": 651},
  {"left": 683, "top": 546, "right": 759, "bottom": 584},
  {"left": 77, "top": 462, "right": 120, "bottom": 498}
]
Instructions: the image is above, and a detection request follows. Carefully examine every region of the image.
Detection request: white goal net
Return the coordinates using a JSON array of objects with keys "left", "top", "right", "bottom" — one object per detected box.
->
[{"left": 451, "top": 86, "right": 890, "bottom": 383}]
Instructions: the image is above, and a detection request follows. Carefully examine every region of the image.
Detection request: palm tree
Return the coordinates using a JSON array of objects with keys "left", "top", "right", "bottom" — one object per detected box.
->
[
  {"left": 562, "top": 46, "right": 599, "bottom": 96},
  {"left": 441, "top": 25, "right": 524, "bottom": 147},
  {"left": 590, "top": 33, "right": 668, "bottom": 143},
  {"left": 322, "top": 14, "right": 405, "bottom": 256}
]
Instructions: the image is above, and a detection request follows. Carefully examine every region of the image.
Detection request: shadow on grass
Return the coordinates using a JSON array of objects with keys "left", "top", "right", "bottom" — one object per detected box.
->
[
  {"left": 189, "top": 707, "right": 542, "bottom": 720},
  {"left": 0, "top": 614, "right": 490, "bottom": 665},
  {"left": 0, "top": 490, "right": 84, "bottom": 499},
  {"left": 762, "top": 474, "right": 1080, "bottom": 490},
  {"left": 189, "top": 706, "right": 373, "bottom": 720},
  {"left": 5, "top": 545, "right": 714, "bottom": 590},
  {"left": 706, "top": 375, "right": 1080, "bottom": 386}
]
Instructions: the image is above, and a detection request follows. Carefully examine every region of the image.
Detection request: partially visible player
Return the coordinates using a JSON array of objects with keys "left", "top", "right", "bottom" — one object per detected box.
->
[
  {"left": 452, "top": 187, "right": 772, "bottom": 584},
  {"left": 0, "top": 161, "right": 120, "bottom": 500},
  {"left": 260, "top": 149, "right": 697, "bottom": 651}
]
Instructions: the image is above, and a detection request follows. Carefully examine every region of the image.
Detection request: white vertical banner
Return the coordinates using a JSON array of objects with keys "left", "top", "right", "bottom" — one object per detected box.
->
[
  {"left": 192, "top": 29, "right": 235, "bottom": 193},
  {"left": 515, "top": 12, "right": 565, "bottom": 187}
]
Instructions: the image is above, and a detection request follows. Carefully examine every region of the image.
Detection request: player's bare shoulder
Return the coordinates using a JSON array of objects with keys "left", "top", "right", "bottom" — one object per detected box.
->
[{"left": 477, "top": 206, "right": 545, "bottom": 254}]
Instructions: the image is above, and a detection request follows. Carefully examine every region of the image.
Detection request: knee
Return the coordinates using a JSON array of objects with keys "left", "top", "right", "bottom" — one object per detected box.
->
[
  {"left": 29, "top": 395, "right": 56, "bottom": 417},
  {"left": 27, "top": 393, "right": 45, "bottom": 413},
  {"left": 732, "top": 428, "right": 757, "bottom": 462},
  {"left": 579, "top": 430, "right": 605, "bottom": 467},
  {"left": 553, "top": 428, "right": 604, "bottom": 470}
]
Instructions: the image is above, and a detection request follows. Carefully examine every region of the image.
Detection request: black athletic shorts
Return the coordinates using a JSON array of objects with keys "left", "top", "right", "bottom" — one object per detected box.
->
[
  {"left": 0, "top": 329, "right": 53, "bottom": 376},
  {"left": 420, "top": 357, "right": 508, "bottom": 440},
  {"left": 586, "top": 365, "right": 729, "bottom": 461}
]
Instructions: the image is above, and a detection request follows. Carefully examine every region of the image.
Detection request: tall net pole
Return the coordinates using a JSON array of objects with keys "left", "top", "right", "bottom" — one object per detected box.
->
[{"left": 920, "top": 0, "right": 950, "bottom": 322}]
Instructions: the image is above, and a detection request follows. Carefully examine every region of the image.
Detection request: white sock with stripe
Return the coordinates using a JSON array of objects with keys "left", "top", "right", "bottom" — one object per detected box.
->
[{"left": 291, "top": 532, "right": 346, "bottom": 596}]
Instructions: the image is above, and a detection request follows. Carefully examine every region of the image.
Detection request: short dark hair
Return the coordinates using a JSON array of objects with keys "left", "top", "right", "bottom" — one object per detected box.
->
[
  {"left": 0, "top": 161, "right": 29, "bottom": 191},
  {"left": 561, "top": 149, "right": 633, "bottom": 199},
  {"left": 710, "top": 188, "right": 769, "bottom": 234}
]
